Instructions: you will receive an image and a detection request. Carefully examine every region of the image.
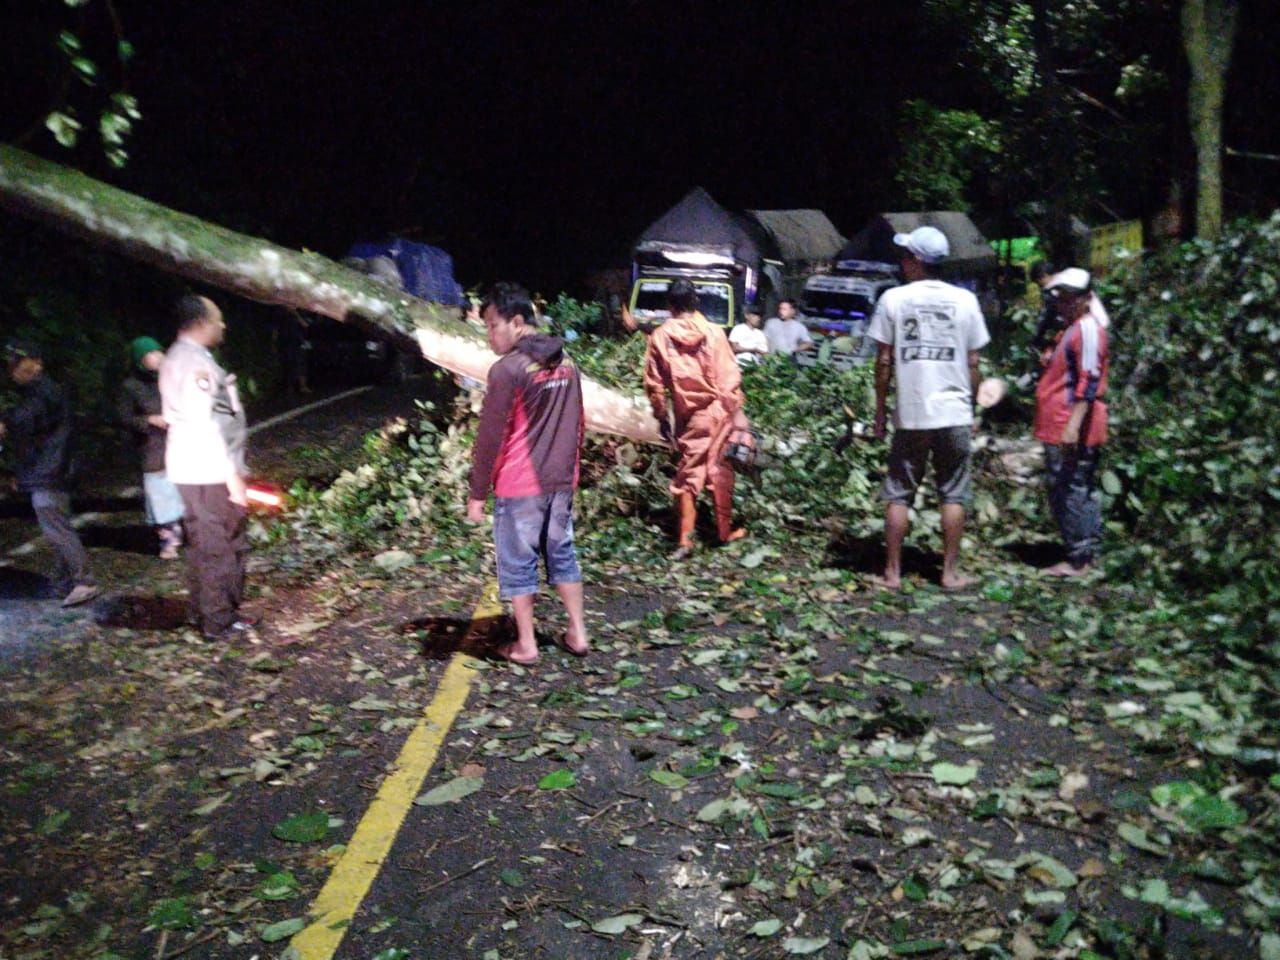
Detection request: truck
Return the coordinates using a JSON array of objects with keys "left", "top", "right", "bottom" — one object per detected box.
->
[
  {"left": 799, "top": 259, "right": 899, "bottom": 363},
  {"left": 795, "top": 212, "right": 999, "bottom": 368},
  {"left": 627, "top": 187, "right": 846, "bottom": 328},
  {"left": 627, "top": 187, "right": 764, "bottom": 328}
]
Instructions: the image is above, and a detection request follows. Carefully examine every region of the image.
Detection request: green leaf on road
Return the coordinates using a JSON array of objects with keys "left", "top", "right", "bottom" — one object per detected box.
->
[
  {"left": 257, "top": 871, "right": 300, "bottom": 901},
  {"left": 260, "top": 916, "right": 306, "bottom": 942},
  {"left": 36, "top": 809, "right": 70, "bottom": 835},
  {"left": 272, "top": 810, "right": 329, "bottom": 843},
  {"left": 901, "top": 875, "right": 929, "bottom": 901},
  {"left": 930, "top": 762, "right": 978, "bottom": 785},
  {"left": 590, "top": 912, "right": 644, "bottom": 934},
  {"left": 538, "top": 769, "right": 577, "bottom": 790},
  {"left": 147, "top": 897, "right": 196, "bottom": 930},
  {"left": 749, "top": 918, "right": 782, "bottom": 937},
  {"left": 499, "top": 868, "right": 526, "bottom": 888},
  {"left": 1183, "top": 794, "right": 1247, "bottom": 831},
  {"left": 192, "top": 792, "right": 230, "bottom": 817},
  {"left": 414, "top": 775, "right": 484, "bottom": 806},
  {"left": 1150, "top": 780, "right": 1205, "bottom": 808},
  {"left": 1044, "top": 910, "right": 1077, "bottom": 947},
  {"left": 783, "top": 935, "right": 830, "bottom": 954},
  {"left": 892, "top": 939, "right": 947, "bottom": 955},
  {"left": 649, "top": 769, "right": 689, "bottom": 789},
  {"left": 1117, "top": 821, "right": 1169, "bottom": 856}
]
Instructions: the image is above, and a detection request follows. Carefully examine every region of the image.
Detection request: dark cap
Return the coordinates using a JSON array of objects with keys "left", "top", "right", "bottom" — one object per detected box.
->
[{"left": 3, "top": 339, "right": 40, "bottom": 363}]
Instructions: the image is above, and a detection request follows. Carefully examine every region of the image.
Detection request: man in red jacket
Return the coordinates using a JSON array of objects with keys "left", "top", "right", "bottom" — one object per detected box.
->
[
  {"left": 1035, "top": 268, "right": 1110, "bottom": 576},
  {"left": 467, "top": 283, "right": 588, "bottom": 664}
]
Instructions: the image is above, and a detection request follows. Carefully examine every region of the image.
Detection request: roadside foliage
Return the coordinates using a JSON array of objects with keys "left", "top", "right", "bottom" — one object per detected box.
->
[{"left": 3, "top": 218, "right": 1279, "bottom": 959}]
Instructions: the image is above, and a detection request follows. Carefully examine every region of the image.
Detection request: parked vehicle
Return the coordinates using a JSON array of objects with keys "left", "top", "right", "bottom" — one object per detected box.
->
[
  {"left": 628, "top": 187, "right": 764, "bottom": 327},
  {"left": 306, "top": 238, "right": 464, "bottom": 384},
  {"left": 801, "top": 260, "right": 898, "bottom": 333},
  {"left": 303, "top": 316, "right": 421, "bottom": 384},
  {"left": 627, "top": 187, "right": 845, "bottom": 327}
]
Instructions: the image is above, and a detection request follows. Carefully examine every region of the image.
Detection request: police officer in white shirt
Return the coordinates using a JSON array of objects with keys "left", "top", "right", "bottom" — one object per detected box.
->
[{"left": 159, "top": 295, "right": 253, "bottom": 640}]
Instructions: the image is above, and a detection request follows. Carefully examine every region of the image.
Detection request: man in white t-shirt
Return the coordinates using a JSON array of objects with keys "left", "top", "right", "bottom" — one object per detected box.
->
[
  {"left": 867, "top": 226, "right": 991, "bottom": 591},
  {"left": 728, "top": 306, "right": 769, "bottom": 366},
  {"left": 763, "top": 300, "right": 813, "bottom": 355}
]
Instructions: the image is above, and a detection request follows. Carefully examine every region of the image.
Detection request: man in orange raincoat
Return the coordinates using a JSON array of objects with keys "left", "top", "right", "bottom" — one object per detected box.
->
[{"left": 641, "top": 280, "right": 748, "bottom": 559}]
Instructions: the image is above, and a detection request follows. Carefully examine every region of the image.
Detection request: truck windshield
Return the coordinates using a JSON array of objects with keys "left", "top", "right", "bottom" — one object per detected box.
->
[
  {"left": 633, "top": 280, "right": 732, "bottom": 326},
  {"left": 802, "top": 290, "right": 874, "bottom": 320}
]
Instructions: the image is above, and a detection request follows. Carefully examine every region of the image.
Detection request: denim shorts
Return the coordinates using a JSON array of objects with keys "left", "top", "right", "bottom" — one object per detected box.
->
[
  {"left": 881, "top": 425, "right": 973, "bottom": 506},
  {"left": 493, "top": 491, "right": 581, "bottom": 599}
]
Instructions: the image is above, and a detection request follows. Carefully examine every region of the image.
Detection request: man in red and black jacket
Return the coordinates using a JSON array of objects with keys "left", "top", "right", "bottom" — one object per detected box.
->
[
  {"left": 1034, "top": 268, "right": 1110, "bottom": 577},
  {"left": 467, "top": 283, "right": 588, "bottom": 664}
]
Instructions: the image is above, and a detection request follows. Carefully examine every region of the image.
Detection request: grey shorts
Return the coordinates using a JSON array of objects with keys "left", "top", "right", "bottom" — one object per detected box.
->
[{"left": 881, "top": 425, "right": 973, "bottom": 506}]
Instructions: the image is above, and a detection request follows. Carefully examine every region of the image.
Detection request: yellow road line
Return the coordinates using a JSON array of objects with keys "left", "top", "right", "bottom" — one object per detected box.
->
[{"left": 290, "top": 583, "right": 501, "bottom": 959}]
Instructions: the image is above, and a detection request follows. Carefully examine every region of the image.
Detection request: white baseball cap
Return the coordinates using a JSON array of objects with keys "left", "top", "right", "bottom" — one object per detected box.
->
[
  {"left": 1045, "top": 267, "right": 1092, "bottom": 294},
  {"left": 893, "top": 225, "right": 950, "bottom": 264}
]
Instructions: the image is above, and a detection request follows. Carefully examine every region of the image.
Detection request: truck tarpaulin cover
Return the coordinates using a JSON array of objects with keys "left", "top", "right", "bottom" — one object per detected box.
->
[
  {"left": 636, "top": 186, "right": 765, "bottom": 266},
  {"left": 838, "top": 212, "right": 997, "bottom": 278},
  {"left": 745, "top": 209, "right": 846, "bottom": 264},
  {"left": 345, "top": 238, "right": 465, "bottom": 305}
]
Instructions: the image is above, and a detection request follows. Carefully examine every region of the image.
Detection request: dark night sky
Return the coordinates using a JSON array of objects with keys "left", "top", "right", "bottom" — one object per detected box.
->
[{"left": 4, "top": 1, "right": 1279, "bottom": 291}]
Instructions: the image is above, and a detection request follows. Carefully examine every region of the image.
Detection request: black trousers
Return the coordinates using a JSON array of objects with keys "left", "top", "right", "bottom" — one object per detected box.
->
[
  {"left": 177, "top": 483, "right": 248, "bottom": 636},
  {"left": 31, "top": 489, "right": 93, "bottom": 591}
]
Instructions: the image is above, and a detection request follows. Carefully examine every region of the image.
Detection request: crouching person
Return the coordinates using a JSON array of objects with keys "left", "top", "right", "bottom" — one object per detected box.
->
[{"left": 466, "top": 283, "right": 589, "bottom": 664}]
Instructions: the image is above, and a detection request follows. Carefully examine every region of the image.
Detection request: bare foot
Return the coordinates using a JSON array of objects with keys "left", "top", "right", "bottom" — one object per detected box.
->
[
  {"left": 868, "top": 573, "right": 901, "bottom": 591},
  {"left": 721, "top": 527, "right": 747, "bottom": 544},
  {"left": 557, "top": 629, "right": 589, "bottom": 657},
  {"left": 941, "top": 571, "right": 978, "bottom": 591},
  {"left": 496, "top": 642, "right": 538, "bottom": 665},
  {"left": 1045, "top": 561, "right": 1091, "bottom": 578},
  {"left": 672, "top": 541, "right": 696, "bottom": 561}
]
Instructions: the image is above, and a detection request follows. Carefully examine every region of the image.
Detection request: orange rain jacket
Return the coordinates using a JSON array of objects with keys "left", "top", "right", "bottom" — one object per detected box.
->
[{"left": 643, "top": 312, "right": 744, "bottom": 496}]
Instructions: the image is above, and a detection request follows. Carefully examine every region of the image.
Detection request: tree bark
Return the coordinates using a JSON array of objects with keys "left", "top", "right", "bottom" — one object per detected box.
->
[
  {"left": 1182, "top": 0, "right": 1240, "bottom": 240},
  {"left": 0, "top": 143, "right": 661, "bottom": 443}
]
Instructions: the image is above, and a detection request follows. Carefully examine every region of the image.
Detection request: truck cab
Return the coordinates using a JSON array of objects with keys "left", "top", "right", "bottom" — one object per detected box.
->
[
  {"left": 798, "top": 260, "right": 898, "bottom": 364},
  {"left": 628, "top": 242, "right": 756, "bottom": 328}
]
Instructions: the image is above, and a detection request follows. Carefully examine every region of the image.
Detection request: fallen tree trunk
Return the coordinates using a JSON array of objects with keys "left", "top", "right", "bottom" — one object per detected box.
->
[{"left": 0, "top": 144, "right": 661, "bottom": 442}]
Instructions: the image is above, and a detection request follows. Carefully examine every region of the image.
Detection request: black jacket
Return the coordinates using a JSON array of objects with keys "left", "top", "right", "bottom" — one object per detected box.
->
[
  {"left": 2, "top": 374, "right": 74, "bottom": 492},
  {"left": 118, "top": 372, "right": 167, "bottom": 473}
]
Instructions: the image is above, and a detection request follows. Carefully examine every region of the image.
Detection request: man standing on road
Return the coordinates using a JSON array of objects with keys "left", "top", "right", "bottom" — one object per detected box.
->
[
  {"left": 644, "top": 279, "right": 748, "bottom": 559},
  {"left": 119, "top": 336, "right": 184, "bottom": 559},
  {"left": 467, "top": 283, "right": 589, "bottom": 665},
  {"left": 868, "top": 226, "right": 990, "bottom": 591},
  {"left": 0, "top": 340, "right": 98, "bottom": 606},
  {"left": 159, "top": 295, "right": 253, "bottom": 640},
  {"left": 763, "top": 299, "right": 813, "bottom": 356},
  {"left": 1034, "top": 268, "right": 1110, "bottom": 577},
  {"left": 728, "top": 305, "right": 770, "bottom": 366}
]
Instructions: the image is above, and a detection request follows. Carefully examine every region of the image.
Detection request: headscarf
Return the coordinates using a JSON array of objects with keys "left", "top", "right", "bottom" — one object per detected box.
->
[{"left": 130, "top": 336, "right": 164, "bottom": 371}]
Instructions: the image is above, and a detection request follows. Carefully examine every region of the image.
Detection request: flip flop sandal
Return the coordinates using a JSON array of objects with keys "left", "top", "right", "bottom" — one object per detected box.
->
[
  {"left": 497, "top": 644, "right": 539, "bottom": 666},
  {"left": 555, "top": 634, "right": 589, "bottom": 658}
]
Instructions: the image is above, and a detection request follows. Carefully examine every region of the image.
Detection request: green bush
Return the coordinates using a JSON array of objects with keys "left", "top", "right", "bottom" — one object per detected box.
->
[
  {"left": 1104, "top": 212, "right": 1280, "bottom": 656},
  {"left": 279, "top": 401, "right": 472, "bottom": 559}
]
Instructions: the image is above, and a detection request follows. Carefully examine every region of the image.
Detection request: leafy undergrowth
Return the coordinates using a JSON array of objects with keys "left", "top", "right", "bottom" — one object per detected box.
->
[
  {"left": 1101, "top": 211, "right": 1280, "bottom": 659},
  {"left": 4, "top": 528, "right": 1276, "bottom": 959},
  {"left": 3, "top": 219, "right": 1279, "bottom": 959}
]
